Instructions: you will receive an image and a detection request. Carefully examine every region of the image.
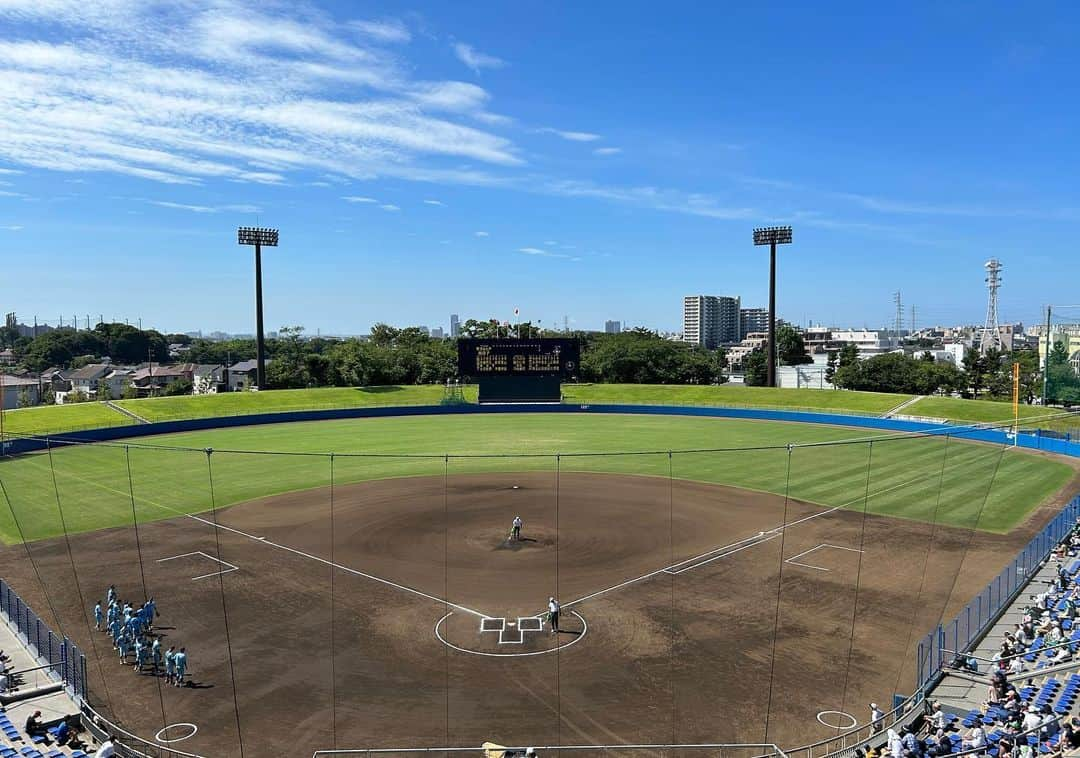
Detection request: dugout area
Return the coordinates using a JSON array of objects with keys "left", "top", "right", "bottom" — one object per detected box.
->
[{"left": 0, "top": 433, "right": 1070, "bottom": 758}]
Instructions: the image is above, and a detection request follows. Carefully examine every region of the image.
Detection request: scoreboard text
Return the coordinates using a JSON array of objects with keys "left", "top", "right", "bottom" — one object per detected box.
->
[{"left": 457, "top": 339, "right": 579, "bottom": 378}]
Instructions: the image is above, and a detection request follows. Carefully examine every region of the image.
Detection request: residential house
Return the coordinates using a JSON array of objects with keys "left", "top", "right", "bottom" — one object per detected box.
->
[
  {"left": 65, "top": 363, "right": 114, "bottom": 401},
  {"left": 0, "top": 375, "right": 41, "bottom": 410},
  {"left": 0, "top": 349, "right": 16, "bottom": 366},
  {"left": 129, "top": 363, "right": 195, "bottom": 396},
  {"left": 192, "top": 364, "right": 225, "bottom": 394},
  {"left": 227, "top": 359, "right": 269, "bottom": 391}
]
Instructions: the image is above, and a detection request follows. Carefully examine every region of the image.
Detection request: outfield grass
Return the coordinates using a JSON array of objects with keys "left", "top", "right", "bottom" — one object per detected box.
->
[
  {"left": 907, "top": 396, "right": 1079, "bottom": 432},
  {"left": 0, "top": 402, "right": 134, "bottom": 437},
  {"left": 0, "top": 414, "right": 1072, "bottom": 544},
  {"left": 563, "top": 383, "right": 910, "bottom": 413},
  {"left": 115, "top": 384, "right": 477, "bottom": 421}
]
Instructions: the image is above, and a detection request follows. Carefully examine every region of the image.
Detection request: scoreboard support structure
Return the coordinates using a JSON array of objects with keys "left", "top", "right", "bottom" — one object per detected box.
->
[{"left": 458, "top": 338, "right": 579, "bottom": 404}]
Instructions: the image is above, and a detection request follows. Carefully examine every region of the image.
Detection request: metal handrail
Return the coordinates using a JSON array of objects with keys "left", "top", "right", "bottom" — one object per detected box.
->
[
  {"left": 942, "top": 635, "right": 1080, "bottom": 665},
  {"left": 80, "top": 700, "right": 207, "bottom": 758},
  {"left": 312, "top": 744, "right": 789, "bottom": 758}
]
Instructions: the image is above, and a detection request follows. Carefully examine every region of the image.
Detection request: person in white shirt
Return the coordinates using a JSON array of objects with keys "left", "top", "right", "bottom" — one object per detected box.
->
[
  {"left": 870, "top": 703, "right": 884, "bottom": 732},
  {"left": 95, "top": 735, "right": 116, "bottom": 758},
  {"left": 511, "top": 516, "right": 523, "bottom": 542},
  {"left": 962, "top": 725, "right": 986, "bottom": 751},
  {"left": 547, "top": 597, "right": 560, "bottom": 634},
  {"left": 929, "top": 702, "right": 947, "bottom": 732}
]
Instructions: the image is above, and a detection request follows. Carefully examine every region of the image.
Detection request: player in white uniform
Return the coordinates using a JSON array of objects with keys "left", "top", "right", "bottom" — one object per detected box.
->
[
  {"left": 547, "top": 597, "right": 560, "bottom": 634},
  {"left": 511, "top": 516, "right": 523, "bottom": 541}
]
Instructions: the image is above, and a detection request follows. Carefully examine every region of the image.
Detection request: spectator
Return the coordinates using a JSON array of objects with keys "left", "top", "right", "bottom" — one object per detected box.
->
[
  {"left": 95, "top": 734, "right": 116, "bottom": 758},
  {"left": 870, "top": 702, "right": 884, "bottom": 733},
  {"left": 25, "top": 710, "right": 48, "bottom": 741},
  {"left": 886, "top": 728, "right": 903, "bottom": 758},
  {"left": 928, "top": 701, "right": 947, "bottom": 732},
  {"left": 961, "top": 724, "right": 986, "bottom": 752},
  {"left": 53, "top": 719, "right": 70, "bottom": 746}
]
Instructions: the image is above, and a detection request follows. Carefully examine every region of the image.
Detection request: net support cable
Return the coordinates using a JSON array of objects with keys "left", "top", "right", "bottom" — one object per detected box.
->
[{"left": 204, "top": 448, "right": 247, "bottom": 758}]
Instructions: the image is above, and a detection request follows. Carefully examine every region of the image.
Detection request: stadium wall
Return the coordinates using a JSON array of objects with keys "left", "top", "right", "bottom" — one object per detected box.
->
[{"left": 2, "top": 403, "right": 1078, "bottom": 458}]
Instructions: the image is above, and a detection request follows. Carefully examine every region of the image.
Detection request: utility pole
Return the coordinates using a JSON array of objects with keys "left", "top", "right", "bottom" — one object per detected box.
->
[
  {"left": 893, "top": 291, "right": 903, "bottom": 350},
  {"left": 910, "top": 304, "right": 917, "bottom": 334},
  {"left": 979, "top": 259, "right": 1004, "bottom": 354},
  {"left": 1042, "top": 305, "right": 1052, "bottom": 407}
]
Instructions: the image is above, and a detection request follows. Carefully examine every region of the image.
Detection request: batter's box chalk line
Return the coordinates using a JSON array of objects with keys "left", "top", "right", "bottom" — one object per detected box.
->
[
  {"left": 784, "top": 543, "right": 864, "bottom": 572},
  {"left": 437, "top": 610, "right": 588, "bottom": 657},
  {"left": 156, "top": 551, "right": 239, "bottom": 581}
]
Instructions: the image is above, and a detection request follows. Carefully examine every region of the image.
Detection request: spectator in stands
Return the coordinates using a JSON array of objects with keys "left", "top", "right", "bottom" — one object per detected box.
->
[
  {"left": 928, "top": 702, "right": 947, "bottom": 732},
  {"left": 1040, "top": 705, "right": 1060, "bottom": 739},
  {"left": 1009, "top": 651, "right": 1026, "bottom": 676},
  {"left": 25, "top": 710, "right": 47, "bottom": 741},
  {"left": 961, "top": 723, "right": 986, "bottom": 752},
  {"left": 95, "top": 734, "right": 116, "bottom": 758},
  {"left": 885, "top": 728, "right": 903, "bottom": 758},
  {"left": 899, "top": 726, "right": 919, "bottom": 755},
  {"left": 53, "top": 718, "right": 70, "bottom": 746}
]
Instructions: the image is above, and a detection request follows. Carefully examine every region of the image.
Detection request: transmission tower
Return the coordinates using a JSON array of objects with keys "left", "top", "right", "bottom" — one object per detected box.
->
[
  {"left": 893, "top": 291, "right": 903, "bottom": 349},
  {"left": 979, "top": 259, "right": 1004, "bottom": 354}
]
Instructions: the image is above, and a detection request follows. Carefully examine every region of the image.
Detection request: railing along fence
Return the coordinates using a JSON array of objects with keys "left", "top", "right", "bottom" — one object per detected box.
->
[
  {"left": 0, "top": 577, "right": 86, "bottom": 699},
  {"left": 79, "top": 700, "right": 206, "bottom": 758}
]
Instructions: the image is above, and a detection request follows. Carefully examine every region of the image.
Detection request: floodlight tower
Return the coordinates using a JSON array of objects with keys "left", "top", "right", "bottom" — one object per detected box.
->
[
  {"left": 237, "top": 226, "right": 279, "bottom": 389},
  {"left": 979, "top": 258, "right": 1004, "bottom": 355},
  {"left": 753, "top": 226, "right": 793, "bottom": 388}
]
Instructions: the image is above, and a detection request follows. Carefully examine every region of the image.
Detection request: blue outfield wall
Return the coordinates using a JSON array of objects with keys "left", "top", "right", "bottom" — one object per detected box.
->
[{"left": 3, "top": 402, "right": 1080, "bottom": 458}]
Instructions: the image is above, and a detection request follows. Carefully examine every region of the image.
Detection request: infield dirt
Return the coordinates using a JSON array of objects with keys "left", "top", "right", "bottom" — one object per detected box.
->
[{"left": 0, "top": 472, "right": 1060, "bottom": 756}]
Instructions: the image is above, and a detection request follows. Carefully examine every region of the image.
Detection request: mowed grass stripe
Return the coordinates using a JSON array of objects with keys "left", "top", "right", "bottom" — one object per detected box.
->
[{"left": 0, "top": 414, "right": 1072, "bottom": 544}]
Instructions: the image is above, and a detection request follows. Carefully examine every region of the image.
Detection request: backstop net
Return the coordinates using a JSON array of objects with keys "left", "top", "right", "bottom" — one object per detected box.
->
[{"left": 0, "top": 415, "right": 1074, "bottom": 758}]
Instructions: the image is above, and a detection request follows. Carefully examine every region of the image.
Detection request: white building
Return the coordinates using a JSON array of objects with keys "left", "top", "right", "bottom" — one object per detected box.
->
[
  {"left": 683, "top": 295, "right": 741, "bottom": 349},
  {"left": 831, "top": 329, "right": 893, "bottom": 356},
  {"left": 605, "top": 320, "right": 621, "bottom": 334}
]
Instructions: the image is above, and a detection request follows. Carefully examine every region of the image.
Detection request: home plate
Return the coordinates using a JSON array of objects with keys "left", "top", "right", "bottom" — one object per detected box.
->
[
  {"left": 507, "top": 621, "right": 516, "bottom": 627},
  {"left": 512, "top": 486, "right": 520, "bottom": 490}
]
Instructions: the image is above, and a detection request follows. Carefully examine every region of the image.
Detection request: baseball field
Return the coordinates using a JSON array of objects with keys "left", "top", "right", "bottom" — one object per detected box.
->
[{"left": 0, "top": 411, "right": 1077, "bottom": 756}]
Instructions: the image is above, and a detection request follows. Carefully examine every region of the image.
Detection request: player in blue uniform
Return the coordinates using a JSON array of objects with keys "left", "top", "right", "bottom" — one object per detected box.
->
[
  {"left": 93, "top": 602, "right": 103, "bottom": 631},
  {"left": 173, "top": 648, "right": 187, "bottom": 687}
]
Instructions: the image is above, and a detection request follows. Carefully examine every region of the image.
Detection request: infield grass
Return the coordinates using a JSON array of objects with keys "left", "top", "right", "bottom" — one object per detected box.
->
[{"left": 0, "top": 413, "right": 1072, "bottom": 544}]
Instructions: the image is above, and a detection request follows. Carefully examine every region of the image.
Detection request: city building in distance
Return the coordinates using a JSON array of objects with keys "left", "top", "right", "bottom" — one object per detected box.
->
[
  {"left": 450, "top": 314, "right": 461, "bottom": 338},
  {"left": 683, "top": 295, "right": 740, "bottom": 349},
  {"left": 605, "top": 320, "right": 621, "bottom": 334}
]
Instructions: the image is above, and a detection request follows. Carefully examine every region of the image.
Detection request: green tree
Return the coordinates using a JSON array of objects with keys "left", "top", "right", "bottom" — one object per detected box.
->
[
  {"left": 96, "top": 379, "right": 112, "bottom": 401},
  {"left": 743, "top": 349, "right": 768, "bottom": 386},
  {"left": 266, "top": 326, "right": 313, "bottom": 389},
  {"left": 824, "top": 350, "right": 838, "bottom": 385},
  {"left": 776, "top": 325, "right": 812, "bottom": 366},
  {"left": 163, "top": 378, "right": 193, "bottom": 396},
  {"left": 962, "top": 348, "right": 987, "bottom": 397},
  {"left": 17, "top": 387, "right": 33, "bottom": 408},
  {"left": 1046, "top": 340, "right": 1080, "bottom": 405}
]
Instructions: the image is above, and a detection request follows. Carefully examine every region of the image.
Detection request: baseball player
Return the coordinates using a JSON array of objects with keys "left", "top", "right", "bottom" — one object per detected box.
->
[
  {"left": 511, "top": 515, "right": 523, "bottom": 541},
  {"left": 547, "top": 597, "right": 560, "bottom": 634}
]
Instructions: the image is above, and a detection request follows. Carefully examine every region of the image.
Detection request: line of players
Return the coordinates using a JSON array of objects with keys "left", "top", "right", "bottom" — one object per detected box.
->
[{"left": 92, "top": 585, "right": 189, "bottom": 687}]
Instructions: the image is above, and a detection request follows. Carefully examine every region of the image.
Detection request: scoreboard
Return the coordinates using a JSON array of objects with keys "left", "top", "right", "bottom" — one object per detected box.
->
[
  {"left": 457, "top": 338, "right": 579, "bottom": 403},
  {"left": 458, "top": 338, "right": 579, "bottom": 378}
]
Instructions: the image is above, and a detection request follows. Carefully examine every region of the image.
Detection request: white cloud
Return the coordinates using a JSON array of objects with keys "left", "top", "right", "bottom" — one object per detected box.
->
[
  {"left": 453, "top": 42, "right": 505, "bottom": 74},
  {"left": 0, "top": 168, "right": 23, "bottom": 175},
  {"left": 349, "top": 19, "right": 411, "bottom": 44},
  {"left": 474, "top": 230, "right": 489, "bottom": 237},
  {"left": 593, "top": 147, "right": 622, "bottom": 156},
  {"left": 0, "top": 190, "right": 27, "bottom": 197},
  {"left": 543, "top": 240, "right": 557, "bottom": 246},
  {"left": 0, "top": 10, "right": 523, "bottom": 190},
  {"left": 380, "top": 203, "right": 400, "bottom": 211},
  {"left": 518, "top": 246, "right": 570, "bottom": 258},
  {"left": 0, "top": 225, "right": 23, "bottom": 231},
  {"left": 423, "top": 199, "right": 444, "bottom": 206},
  {"left": 342, "top": 196, "right": 378, "bottom": 203},
  {"left": 306, "top": 181, "right": 331, "bottom": 187},
  {"left": 149, "top": 200, "right": 216, "bottom": 213},
  {"left": 536, "top": 127, "right": 602, "bottom": 142},
  {"left": 148, "top": 200, "right": 261, "bottom": 213}
]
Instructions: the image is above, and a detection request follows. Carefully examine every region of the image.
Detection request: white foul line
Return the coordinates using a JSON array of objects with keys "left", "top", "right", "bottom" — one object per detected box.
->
[{"left": 34, "top": 462, "right": 489, "bottom": 619}]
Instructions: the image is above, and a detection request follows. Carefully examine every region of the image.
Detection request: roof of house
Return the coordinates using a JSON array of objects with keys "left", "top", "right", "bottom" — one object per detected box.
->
[
  {"left": 229, "top": 359, "right": 264, "bottom": 373},
  {"left": 67, "top": 364, "right": 112, "bottom": 381},
  {"left": 193, "top": 364, "right": 224, "bottom": 374},
  {"left": 0, "top": 375, "right": 40, "bottom": 387},
  {"left": 131, "top": 364, "right": 193, "bottom": 381}
]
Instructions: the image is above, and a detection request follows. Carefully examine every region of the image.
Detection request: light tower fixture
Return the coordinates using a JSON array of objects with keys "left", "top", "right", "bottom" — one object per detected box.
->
[
  {"left": 752, "top": 226, "right": 793, "bottom": 388},
  {"left": 237, "top": 226, "right": 279, "bottom": 389}
]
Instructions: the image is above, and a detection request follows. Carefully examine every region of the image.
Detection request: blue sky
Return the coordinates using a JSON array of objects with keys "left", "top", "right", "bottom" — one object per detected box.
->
[{"left": 0, "top": 1, "right": 1077, "bottom": 336}]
